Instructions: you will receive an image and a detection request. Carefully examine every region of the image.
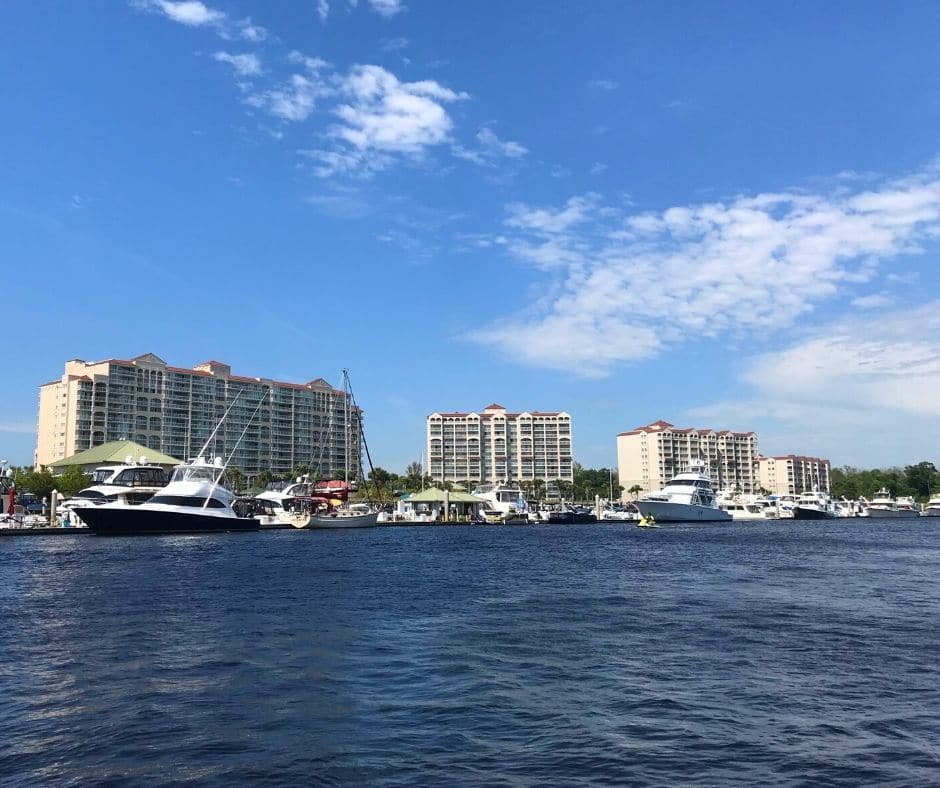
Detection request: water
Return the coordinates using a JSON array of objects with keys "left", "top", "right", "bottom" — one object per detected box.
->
[{"left": 2, "top": 519, "right": 939, "bottom": 786}]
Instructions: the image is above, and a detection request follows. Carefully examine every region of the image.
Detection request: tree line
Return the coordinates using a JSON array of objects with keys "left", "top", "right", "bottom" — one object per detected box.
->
[{"left": 830, "top": 461, "right": 939, "bottom": 502}]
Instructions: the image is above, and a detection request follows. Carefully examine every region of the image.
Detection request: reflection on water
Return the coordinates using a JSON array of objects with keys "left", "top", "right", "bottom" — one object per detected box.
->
[{"left": 2, "top": 520, "right": 940, "bottom": 784}]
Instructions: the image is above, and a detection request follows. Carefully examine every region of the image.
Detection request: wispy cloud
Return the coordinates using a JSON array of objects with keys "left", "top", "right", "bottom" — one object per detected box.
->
[
  {"left": 468, "top": 167, "right": 940, "bottom": 377},
  {"left": 851, "top": 294, "right": 893, "bottom": 309},
  {"left": 134, "top": 1, "right": 267, "bottom": 40},
  {"left": 302, "top": 65, "right": 467, "bottom": 176},
  {"left": 317, "top": 0, "right": 330, "bottom": 22},
  {"left": 0, "top": 421, "right": 35, "bottom": 435},
  {"left": 588, "top": 79, "right": 619, "bottom": 91},
  {"left": 369, "top": 0, "right": 405, "bottom": 17},
  {"left": 381, "top": 37, "right": 409, "bottom": 52},
  {"left": 453, "top": 127, "right": 527, "bottom": 166},
  {"left": 246, "top": 53, "right": 331, "bottom": 121},
  {"left": 213, "top": 51, "right": 262, "bottom": 77},
  {"left": 686, "top": 303, "right": 940, "bottom": 464}
]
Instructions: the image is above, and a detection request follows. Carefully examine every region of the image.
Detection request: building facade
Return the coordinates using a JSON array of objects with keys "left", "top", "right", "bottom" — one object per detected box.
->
[
  {"left": 426, "top": 404, "right": 573, "bottom": 484},
  {"left": 757, "top": 455, "right": 831, "bottom": 495},
  {"left": 616, "top": 419, "right": 759, "bottom": 499},
  {"left": 36, "top": 353, "right": 361, "bottom": 477}
]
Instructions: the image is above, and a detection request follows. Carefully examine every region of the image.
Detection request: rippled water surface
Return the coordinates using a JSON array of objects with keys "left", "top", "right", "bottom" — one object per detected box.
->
[{"left": 2, "top": 519, "right": 940, "bottom": 786}]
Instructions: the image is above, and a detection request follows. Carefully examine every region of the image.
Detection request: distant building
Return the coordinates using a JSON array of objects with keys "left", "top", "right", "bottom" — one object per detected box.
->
[
  {"left": 35, "top": 353, "right": 360, "bottom": 476},
  {"left": 616, "top": 419, "right": 759, "bottom": 499},
  {"left": 426, "top": 404, "right": 573, "bottom": 484},
  {"left": 758, "top": 455, "right": 831, "bottom": 495}
]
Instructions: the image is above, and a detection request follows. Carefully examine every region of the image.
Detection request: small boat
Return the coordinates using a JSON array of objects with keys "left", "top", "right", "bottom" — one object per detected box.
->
[
  {"left": 634, "top": 459, "right": 732, "bottom": 523},
  {"left": 546, "top": 506, "right": 597, "bottom": 524},
  {"left": 75, "top": 456, "right": 258, "bottom": 535}
]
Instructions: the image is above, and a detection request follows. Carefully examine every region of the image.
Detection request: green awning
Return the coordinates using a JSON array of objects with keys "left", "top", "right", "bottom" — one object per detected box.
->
[{"left": 47, "top": 440, "right": 182, "bottom": 468}]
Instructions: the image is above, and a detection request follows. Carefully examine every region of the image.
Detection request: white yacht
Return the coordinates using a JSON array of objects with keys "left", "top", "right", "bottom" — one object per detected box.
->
[
  {"left": 62, "top": 460, "right": 169, "bottom": 524},
  {"left": 471, "top": 481, "right": 530, "bottom": 523},
  {"left": 791, "top": 490, "right": 839, "bottom": 520},
  {"left": 634, "top": 460, "right": 732, "bottom": 523},
  {"left": 74, "top": 456, "right": 259, "bottom": 535},
  {"left": 922, "top": 494, "right": 940, "bottom": 517},
  {"left": 865, "top": 488, "right": 921, "bottom": 518},
  {"left": 717, "top": 492, "right": 771, "bottom": 520}
]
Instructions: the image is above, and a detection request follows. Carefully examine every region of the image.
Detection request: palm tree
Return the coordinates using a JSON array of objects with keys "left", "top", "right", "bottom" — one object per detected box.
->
[{"left": 628, "top": 484, "right": 643, "bottom": 500}]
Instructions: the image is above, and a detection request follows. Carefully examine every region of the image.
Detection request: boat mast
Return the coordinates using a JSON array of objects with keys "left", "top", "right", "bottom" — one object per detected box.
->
[{"left": 343, "top": 369, "right": 350, "bottom": 485}]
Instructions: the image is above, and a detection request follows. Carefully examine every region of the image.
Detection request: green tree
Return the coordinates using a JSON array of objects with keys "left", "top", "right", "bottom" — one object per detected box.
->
[
  {"left": 628, "top": 484, "right": 643, "bottom": 500},
  {"left": 226, "top": 468, "right": 246, "bottom": 494},
  {"left": 55, "top": 466, "right": 92, "bottom": 497},
  {"left": 904, "top": 461, "right": 939, "bottom": 499}
]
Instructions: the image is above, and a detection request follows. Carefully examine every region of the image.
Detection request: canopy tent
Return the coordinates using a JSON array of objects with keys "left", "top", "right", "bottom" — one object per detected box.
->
[{"left": 403, "top": 487, "right": 486, "bottom": 504}]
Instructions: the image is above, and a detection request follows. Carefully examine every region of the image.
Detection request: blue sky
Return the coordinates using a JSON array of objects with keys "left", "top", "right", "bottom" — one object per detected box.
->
[{"left": 3, "top": 0, "right": 940, "bottom": 472}]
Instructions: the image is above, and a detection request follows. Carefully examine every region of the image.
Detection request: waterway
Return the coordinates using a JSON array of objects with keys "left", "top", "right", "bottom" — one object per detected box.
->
[{"left": 2, "top": 519, "right": 939, "bottom": 785}]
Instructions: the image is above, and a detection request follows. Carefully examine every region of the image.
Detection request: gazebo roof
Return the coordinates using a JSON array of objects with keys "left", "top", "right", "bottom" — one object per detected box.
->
[
  {"left": 47, "top": 440, "right": 182, "bottom": 468},
  {"left": 404, "top": 487, "right": 486, "bottom": 503}
]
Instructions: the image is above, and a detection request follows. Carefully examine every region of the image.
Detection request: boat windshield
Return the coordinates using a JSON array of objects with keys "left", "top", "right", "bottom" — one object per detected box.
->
[
  {"left": 171, "top": 465, "right": 223, "bottom": 484},
  {"left": 90, "top": 468, "right": 116, "bottom": 483}
]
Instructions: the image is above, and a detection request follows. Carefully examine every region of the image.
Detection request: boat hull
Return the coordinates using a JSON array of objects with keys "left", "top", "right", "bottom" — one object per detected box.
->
[
  {"left": 864, "top": 508, "right": 920, "bottom": 518},
  {"left": 792, "top": 506, "right": 838, "bottom": 520},
  {"left": 922, "top": 507, "right": 940, "bottom": 517},
  {"left": 634, "top": 501, "right": 731, "bottom": 523},
  {"left": 75, "top": 506, "right": 259, "bottom": 535},
  {"left": 305, "top": 512, "right": 380, "bottom": 529},
  {"left": 547, "top": 511, "right": 597, "bottom": 524}
]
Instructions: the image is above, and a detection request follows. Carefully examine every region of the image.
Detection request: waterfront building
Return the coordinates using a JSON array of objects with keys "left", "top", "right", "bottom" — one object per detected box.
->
[
  {"left": 616, "top": 420, "right": 759, "bottom": 499},
  {"left": 426, "top": 404, "right": 573, "bottom": 485},
  {"left": 758, "top": 455, "right": 831, "bottom": 496},
  {"left": 35, "top": 354, "right": 361, "bottom": 477}
]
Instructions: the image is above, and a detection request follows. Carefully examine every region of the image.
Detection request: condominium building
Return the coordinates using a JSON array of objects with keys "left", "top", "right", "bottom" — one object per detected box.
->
[
  {"left": 426, "top": 404, "right": 573, "bottom": 484},
  {"left": 758, "top": 455, "right": 831, "bottom": 495},
  {"left": 36, "top": 353, "right": 361, "bottom": 477},
  {"left": 616, "top": 419, "right": 759, "bottom": 499}
]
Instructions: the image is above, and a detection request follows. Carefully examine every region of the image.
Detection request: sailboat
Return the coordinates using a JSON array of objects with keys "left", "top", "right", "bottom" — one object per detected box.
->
[{"left": 284, "top": 370, "right": 379, "bottom": 529}]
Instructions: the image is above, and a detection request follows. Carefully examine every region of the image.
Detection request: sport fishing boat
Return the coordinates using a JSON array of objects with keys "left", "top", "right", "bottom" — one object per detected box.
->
[
  {"left": 74, "top": 390, "right": 266, "bottom": 535},
  {"left": 865, "top": 488, "right": 921, "bottom": 518},
  {"left": 634, "top": 459, "right": 732, "bottom": 523},
  {"left": 74, "top": 456, "right": 258, "bottom": 535}
]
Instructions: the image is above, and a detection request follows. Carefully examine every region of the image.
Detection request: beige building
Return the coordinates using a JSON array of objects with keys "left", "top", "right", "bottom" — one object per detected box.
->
[
  {"left": 427, "top": 404, "right": 573, "bottom": 484},
  {"left": 758, "top": 455, "right": 831, "bottom": 495},
  {"left": 616, "top": 419, "right": 759, "bottom": 499},
  {"left": 36, "top": 353, "right": 361, "bottom": 476}
]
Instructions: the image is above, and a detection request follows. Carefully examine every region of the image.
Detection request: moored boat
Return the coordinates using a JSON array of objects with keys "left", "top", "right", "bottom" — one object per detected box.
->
[
  {"left": 634, "top": 459, "right": 732, "bottom": 523},
  {"left": 791, "top": 490, "right": 839, "bottom": 520},
  {"left": 865, "top": 488, "right": 921, "bottom": 518},
  {"left": 922, "top": 494, "right": 940, "bottom": 517},
  {"left": 75, "top": 456, "right": 258, "bottom": 535}
]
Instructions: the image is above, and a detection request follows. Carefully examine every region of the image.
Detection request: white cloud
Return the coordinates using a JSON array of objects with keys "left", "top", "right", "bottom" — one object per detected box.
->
[
  {"left": 369, "top": 0, "right": 404, "bottom": 17},
  {"left": 317, "top": 0, "right": 330, "bottom": 21},
  {"left": 589, "top": 79, "right": 619, "bottom": 91},
  {"left": 686, "top": 303, "right": 940, "bottom": 465},
  {"left": 143, "top": 0, "right": 225, "bottom": 26},
  {"left": 468, "top": 168, "right": 940, "bottom": 377},
  {"left": 851, "top": 294, "right": 893, "bottom": 309},
  {"left": 213, "top": 51, "right": 262, "bottom": 77},
  {"left": 0, "top": 421, "right": 35, "bottom": 434},
  {"left": 305, "top": 65, "right": 466, "bottom": 176},
  {"left": 453, "top": 127, "right": 527, "bottom": 166},
  {"left": 246, "top": 54, "right": 332, "bottom": 121},
  {"left": 237, "top": 18, "right": 268, "bottom": 41},
  {"left": 381, "top": 37, "right": 410, "bottom": 52}
]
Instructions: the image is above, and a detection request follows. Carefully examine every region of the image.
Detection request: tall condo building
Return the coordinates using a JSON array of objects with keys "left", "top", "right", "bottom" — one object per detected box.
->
[
  {"left": 36, "top": 353, "right": 361, "bottom": 476},
  {"left": 616, "top": 420, "right": 759, "bottom": 498},
  {"left": 426, "top": 404, "right": 573, "bottom": 484},
  {"left": 758, "top": 455, "right": 831, "bottom": 495}
]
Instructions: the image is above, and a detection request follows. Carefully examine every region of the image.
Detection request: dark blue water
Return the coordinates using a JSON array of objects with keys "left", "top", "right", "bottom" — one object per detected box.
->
[{"left": 2, "top": 519, "right": 940, "bottom": 786}]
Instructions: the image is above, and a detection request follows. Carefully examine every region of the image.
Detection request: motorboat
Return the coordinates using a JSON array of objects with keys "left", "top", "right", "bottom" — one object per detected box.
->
[
  {"left": 718, "top": 493, "right": 771, "bottom": 520},
  {"left": 471, "top": 481, "right": 530, "bottom": 523},
  {"left": 74, "top": 456, "right": 259, "bottom": 535},
  {"left": 61, "top": 460, "right": 169, "bottom": 525},
  {"left": 865, "top": 488, "right": 921, "bottom": 518},
  {"left": 922, "top": 493, "right": 940, "bottom": 517},
  {"left": 598, "top": 503, "right": 638, "bottom": 521},
  {"left": 547, "top": 505, "right": 597, "bottom": 524},
  {"left": 634, "top": 459, "right": 732, "bottom": 523},
  {"left": 791, "top": 490, "right": 839, "bottom": 520}
]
